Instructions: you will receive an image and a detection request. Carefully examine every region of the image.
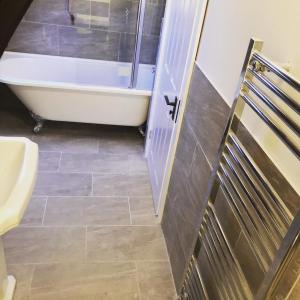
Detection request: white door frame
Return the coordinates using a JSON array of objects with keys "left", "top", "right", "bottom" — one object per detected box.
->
[{"left": 145, "top": 0, "right": 209, "bottom": 222}]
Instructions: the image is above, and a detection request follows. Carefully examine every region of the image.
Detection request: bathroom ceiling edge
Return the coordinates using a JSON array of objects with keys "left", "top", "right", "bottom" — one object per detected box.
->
[{"left": 0, "top": 0, "right": 33, "bottom": 57}]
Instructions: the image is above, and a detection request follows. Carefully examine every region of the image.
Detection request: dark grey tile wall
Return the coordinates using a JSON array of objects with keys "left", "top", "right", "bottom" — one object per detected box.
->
[
  {"left": 6, "top": 0, "right": 165, "bottom": 64},
  {"left": 161, "top": 64, "right": 230, "bottom": 290},
  {"left": 162, "top": 63, "right": 300, "bottom": 293}
]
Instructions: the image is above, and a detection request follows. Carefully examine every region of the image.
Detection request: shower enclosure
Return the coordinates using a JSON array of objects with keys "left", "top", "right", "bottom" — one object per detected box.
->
[{"left": 0, "top": 0, "right": 166, "bottom": 129}]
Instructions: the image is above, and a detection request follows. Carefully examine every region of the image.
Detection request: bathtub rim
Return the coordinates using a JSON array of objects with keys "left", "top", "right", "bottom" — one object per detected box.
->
[{"left": 0, "top": 51, "right": 153, "bottom": 97}]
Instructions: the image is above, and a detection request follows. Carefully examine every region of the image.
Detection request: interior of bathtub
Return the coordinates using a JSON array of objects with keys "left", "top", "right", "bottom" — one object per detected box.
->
[{"left": 0, "top": 0, "right": 166, "bottom": 130}]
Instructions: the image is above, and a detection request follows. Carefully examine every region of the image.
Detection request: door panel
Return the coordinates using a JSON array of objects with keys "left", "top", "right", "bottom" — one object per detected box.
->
[{"left": 146, "top": 0, "right": 208, "bottom": 215}]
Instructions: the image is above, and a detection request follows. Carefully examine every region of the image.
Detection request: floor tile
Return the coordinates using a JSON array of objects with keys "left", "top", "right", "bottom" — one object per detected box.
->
[
  {"left": 34, "top": 173, "right": 92, "bottom": 196},
  {"left": 4, "top": 227, "right": 85, "bottom": 264},
  {"left": 44, "top": 197, "right": 130, "bottom": 225},
  {"left": 7, "top": 264, "right": 34, "bottom": 300},
  {"left": 93, "top": 174, "right": 152, "bottom": 197},
  {"left": 129, "top": 197, "right": 158, "bottom": 225},
  {"left": 59, "top": 153, "right": 130, "bottom": 173},
  {"left": 87, "top": 226, "right": 168, "bottom": 261},
  {"left": 38, "top": 152, "right": 61, "bottom": 172},
  {"left": 59, "top": 152, "right": 148, "bottom": 174},
  {"left": 98, "top": 134, "right": 144, "bottom": 156},
  {"left": 137, "top": 261, "right": 176, "bottom": 300},
  {"left": 30, "top": 262, "right": 139, "bottom": 300},
  {"left": 21, "top": 196, "right": 47, "bottom": 226},
  {"left": 32, "top": 133, "right": 99, "bottom": 153}
]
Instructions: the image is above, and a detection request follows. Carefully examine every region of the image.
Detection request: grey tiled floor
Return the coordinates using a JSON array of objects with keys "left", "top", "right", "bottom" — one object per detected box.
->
[{"left": 1, "top": 109, "right": 176, "bottom": 300}]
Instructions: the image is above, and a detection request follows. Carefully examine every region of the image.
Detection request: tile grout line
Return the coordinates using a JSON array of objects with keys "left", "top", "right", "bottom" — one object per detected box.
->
[
  {"left": 134, "top": 261, "right": 142, "bottom": 300},
  {"left": 20, "top": 20, "right": 160, "bottom": 38},
  {"left": 41, "top": 196, "right": 48, "bottom": 226},
  {"left": 57, "top": 151, "right": 63, "bottom": 172},
  {"left": 18, "top": 224, "right": 162, "bottom": 228},
  {"left": 85, "top": 225, "right": 88, "bottom": 261},
  {"left": 127, "top": 196, "right": 133, "bottom": 225},
  {"left": 91, "top": 173, "right": 94, "bottom": 196},
  {"left": 28, "top": 264, "right": 36, "bottom": 298},
  {"left": 8, "top": 258, "right": 171, "bottom": 267}
]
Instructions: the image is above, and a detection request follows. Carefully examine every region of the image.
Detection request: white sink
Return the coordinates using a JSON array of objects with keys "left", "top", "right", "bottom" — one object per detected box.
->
[{"left": 0, "top": 137, "right": 38, "bottom": 300}]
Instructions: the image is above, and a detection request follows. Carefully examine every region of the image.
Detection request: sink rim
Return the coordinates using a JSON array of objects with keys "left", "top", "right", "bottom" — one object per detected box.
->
[{"left": 0, "top": 137, "right": 38, "bottom": 235}]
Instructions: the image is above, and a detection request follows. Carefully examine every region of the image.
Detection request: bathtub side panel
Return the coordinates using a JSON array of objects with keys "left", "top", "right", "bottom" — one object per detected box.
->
[{"left": 9, "top": 85, "right": 150, "bottom": 127}]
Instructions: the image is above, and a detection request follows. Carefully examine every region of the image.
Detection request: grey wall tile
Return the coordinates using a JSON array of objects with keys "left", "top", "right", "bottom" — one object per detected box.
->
[
  {"left": 185, "top": 66, "right": 230, "bottom": 166},
  {"left": 234, "top": 232, "right": 266, "bottom": 294},
  {"left": 7, "top": 21, "right": 59, "bottom": 55},
  {"left": 24, "top": 0, "right": 90, "bottom": 27},
  {"left": 59, "top": 27, "right": 120, "bottom": 61},
  {"left": 7, "top": 0, "right": 164, "bottom": 64},
  {"left": 175, "top": 118, "right": 197, "bottom": 178},
  {"left": 118, "top": 32, "right": 135, "bottom": 63},
  {"left": 235, "top": 121, "right": 300, "bottom": 217},
  {"left": 213, "top": 187, "right": 241, "bottom": 247},
  {"left": 162, "top": 64, "right": 231, "bottom": 291},
  {"left": 161, "top": 198, "right": 186, "bottom": 290},
  {"left": 91, "top": 1, "right": 109, "bottom": 28},
  {"left": 109, "top": 0, "right": 139, "bottom": 34},
  {"left": 140, "top": 34, "right": 159, "bottom": 64},
  {"left": 143, "top": 3, "right": 165, "bottom": 36}
]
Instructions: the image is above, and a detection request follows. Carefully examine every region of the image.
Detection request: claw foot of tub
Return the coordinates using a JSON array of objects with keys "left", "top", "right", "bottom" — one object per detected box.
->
[
  {"left": 30, "top": 112, "right": 45, "bottom": 134},
  {"left": 33, "top": 122, "right": 44, "bottom": 134}
]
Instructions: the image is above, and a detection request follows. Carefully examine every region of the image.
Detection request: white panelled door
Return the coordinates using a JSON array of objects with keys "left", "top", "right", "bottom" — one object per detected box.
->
[{"left": 145, "top": 0, "right": 208, "bottom": 217}]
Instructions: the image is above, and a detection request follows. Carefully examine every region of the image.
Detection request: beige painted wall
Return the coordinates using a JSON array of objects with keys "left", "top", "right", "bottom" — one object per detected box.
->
[{"left": 196, "top": 0, "right": 300, "bottom": 194}]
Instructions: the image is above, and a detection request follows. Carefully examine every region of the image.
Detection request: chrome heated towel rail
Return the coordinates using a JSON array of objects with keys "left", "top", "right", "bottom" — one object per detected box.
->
[{"left": 179, "top": 38, "right": 300, "bottom": 300}]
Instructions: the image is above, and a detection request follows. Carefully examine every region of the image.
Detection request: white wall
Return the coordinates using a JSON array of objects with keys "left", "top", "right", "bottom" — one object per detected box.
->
[
  {"left": 197, "top": 0, "right": 300, "bottom": 105},
  {"left": 196, "top": 0, "right": 300, "bottom": 195}
]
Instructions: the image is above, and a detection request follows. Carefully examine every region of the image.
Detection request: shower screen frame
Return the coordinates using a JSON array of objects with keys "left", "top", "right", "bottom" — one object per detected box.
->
[{"left": 130, "top": 0, "right": 147, "bottom": 89}]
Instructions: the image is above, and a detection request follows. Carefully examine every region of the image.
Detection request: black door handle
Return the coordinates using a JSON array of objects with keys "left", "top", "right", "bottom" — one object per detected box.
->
[{"left": 164, "top": 95, "right": 179, "bottom": 121}]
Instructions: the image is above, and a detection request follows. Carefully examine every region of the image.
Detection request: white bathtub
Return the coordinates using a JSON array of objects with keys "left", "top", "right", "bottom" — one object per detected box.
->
[{"left": 0, "top": 52, "right": 154, "bottom": 127}]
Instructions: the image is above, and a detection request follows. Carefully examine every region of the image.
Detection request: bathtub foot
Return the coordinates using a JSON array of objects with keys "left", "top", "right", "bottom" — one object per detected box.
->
[
  {"left": 138, "top": 123, "right": 147, "bottom": 137},
  {"left": 30, "top": 112, "right": 45, "bottom": 134}
]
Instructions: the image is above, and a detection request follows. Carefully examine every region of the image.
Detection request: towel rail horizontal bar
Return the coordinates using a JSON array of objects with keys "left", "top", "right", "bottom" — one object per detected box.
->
[
  {"left": 191, "top": 255, "right": 209, "bottom": 299},
  {"left": 247, "top": 68, "right": 300, "bottom": 114},
  {"left": 200, "top": 233, "right": 226, "bottom": 299},
  {"left": 244, "top": 80, "right": 300, "bottom": 135},
  {"left": 240, "top": 94, "right": 300, "bottom": 158},
  {"left": 203, "top": 217, "right": 245, "bottom": 299},
  {"left": 252, "top": 52, "right": 300, "bottom": 92},
  {"left": 220, "top": 161, "right": 273, "bottom": 248},
  {"left": 206, "top": 205, "right": 252, "bottom": 297},
  {"left": 217, "top": 170, "right": 270, "bottom": 271},
  {"left": 189, "top": 267, "right": 203, "bottom": 300},
  {"left": 228, "top": 133, "right": 292, "bottom": 225},
  {"left": 225, "top": 142, "right": 288, "bottom": 239},
  {"left": 222, "top": 151, "right": 282, "bottom": 248},
  {"left": 187, "top": 268, "right": 201, "bottom": 300}
]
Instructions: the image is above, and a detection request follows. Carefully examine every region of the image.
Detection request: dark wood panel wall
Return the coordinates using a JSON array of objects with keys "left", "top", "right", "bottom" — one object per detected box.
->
[{"left": 0, "top": 0, "right": 33, "bottom": 56}]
